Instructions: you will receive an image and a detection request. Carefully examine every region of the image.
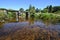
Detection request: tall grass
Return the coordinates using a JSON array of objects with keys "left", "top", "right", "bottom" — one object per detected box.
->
[{"left": 34, "top": 13, "right": 60, "bottom": 23}]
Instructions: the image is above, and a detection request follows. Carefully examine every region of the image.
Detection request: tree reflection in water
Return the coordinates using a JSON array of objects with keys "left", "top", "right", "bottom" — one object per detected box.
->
[{"left": 0, "top": 16, "right": 60, "bottom": 40}]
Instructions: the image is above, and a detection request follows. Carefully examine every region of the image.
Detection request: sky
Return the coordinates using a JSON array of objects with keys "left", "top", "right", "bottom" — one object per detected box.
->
[{"left": 0, "top": 0, "right": 60, "bottom": 10}]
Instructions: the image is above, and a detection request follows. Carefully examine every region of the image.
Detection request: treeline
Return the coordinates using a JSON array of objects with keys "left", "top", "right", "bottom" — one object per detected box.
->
[
  {"left": 19, "top": 5, "right": 60, "bottom": 14},
  {"left": 0, "top": 5, "right": 60, "bottom": 14},
  {"left": 42, "top": 5, "right": 60, "bottom": 13}
]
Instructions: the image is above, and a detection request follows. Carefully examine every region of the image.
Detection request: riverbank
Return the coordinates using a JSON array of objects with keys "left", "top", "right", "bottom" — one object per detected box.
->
[{"left": 33, "top": 13, "right": 60, "bottom": 23}]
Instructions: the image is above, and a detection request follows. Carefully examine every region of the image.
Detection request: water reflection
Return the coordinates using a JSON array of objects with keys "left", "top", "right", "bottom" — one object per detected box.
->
[
  {"left": 29, "top": 17, "right": 34, "bottom": 25},
  {"left": 0, "top": 22, "right": 4, "bottom": 28},
  {"left": 42, "top": 20, "right": 51, "bottom": 26},
  {"left": 0, "top": 17, "right": 60, "bottom": 40},
  {"left": 0, "top": 16, "right": 60, "bottom": 27}
]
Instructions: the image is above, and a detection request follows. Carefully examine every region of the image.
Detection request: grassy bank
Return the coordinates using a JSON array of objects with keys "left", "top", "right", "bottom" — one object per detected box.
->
[
  {"left": 20, "top": 13, "right": 60, "bottom": 23},
  {"left": 34, "top": 13, "right": 60, "bottom": 23}
]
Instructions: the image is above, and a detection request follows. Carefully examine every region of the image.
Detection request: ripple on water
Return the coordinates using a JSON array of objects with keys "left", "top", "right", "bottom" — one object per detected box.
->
[{"left": 0, "top": 21, "right": 60, "bottom": 40}]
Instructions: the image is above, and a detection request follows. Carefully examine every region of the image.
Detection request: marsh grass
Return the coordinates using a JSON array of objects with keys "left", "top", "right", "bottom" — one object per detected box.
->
[{"left": 34, "top": 13, "right": 60, "bottom": 23}]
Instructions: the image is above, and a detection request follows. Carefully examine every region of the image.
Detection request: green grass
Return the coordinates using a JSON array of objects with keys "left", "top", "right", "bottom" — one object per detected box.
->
[
  {"left": 0, "top": 12, "right": 60, "bottom": 23},
  {"left": 20, "top": 13, "right": 60, "bottom": 23},
  {"left": 32, "top": 13, "right": 60, "bottom": 23}
]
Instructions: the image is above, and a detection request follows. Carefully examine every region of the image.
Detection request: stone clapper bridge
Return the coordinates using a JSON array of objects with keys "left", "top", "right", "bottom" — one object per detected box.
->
[{"left": 0, "top": 8, "right": 29, "bottom": 22}]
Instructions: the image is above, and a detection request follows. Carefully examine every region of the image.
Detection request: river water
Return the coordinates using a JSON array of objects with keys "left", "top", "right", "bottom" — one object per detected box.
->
[{"left": 0, "top": 18, "right": 60, "bottom": 40}]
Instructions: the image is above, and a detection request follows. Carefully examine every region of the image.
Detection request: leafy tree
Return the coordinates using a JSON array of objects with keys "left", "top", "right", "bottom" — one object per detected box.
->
[
  {"left": 32, "top": 6, "right": 35, "bottom": 13},
  {"left": 29, "top": 5, "right": 33, "bottom": 13},
  {"left": 19, "top": 8, "right": 24, "bottom": 13},
  {"left": 35, "top": 8, "right": 40, "bottom": 13},
  {"left": 25, "top": 9, "right": 29, "bottom": 12},
  {"left": 52, "top": 6, "right": 60, "bottom": 13},
  {"left": 54, "top": 10, "right": 60, "bottom": 14},
  {"left": 48, "top": 5, "right": 52, "bottom": 13},
  {"left": 8, "top": 12, "right": 16, "bottom": 19},
  {"left": 0, "top": 12, "right": 6, "bottom": 21},
  {"left": 41, "top": 8, "right": 48, "bottom": 13},
  {"left": 29, "top": 5, "right": 35, "bottom": 13}
]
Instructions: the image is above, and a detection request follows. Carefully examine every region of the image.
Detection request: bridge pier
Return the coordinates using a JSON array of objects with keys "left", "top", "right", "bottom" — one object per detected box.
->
[
  {"left": 0, "top": 9, "right": 20, "bottom": 22},
  {"left": 25, "top": 11, "right": 30, "bottom": 20},
  {"left": 4, "top": 10, "right": 8, "bottom": 15},
  {"left": 16, "top": 12, "right": 19, "bottom": 22}
]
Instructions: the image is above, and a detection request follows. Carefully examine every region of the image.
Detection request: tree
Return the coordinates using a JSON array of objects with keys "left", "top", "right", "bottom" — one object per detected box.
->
[
  {"left": 0, "top": 12, "right": 6, "bottom": 21},
  {"left": 35, "top": 8, "right": 40, "bottom": 13},
  {"left": 29, "top": 5, "right": 35, "bottom": 13},
  {"left": 7, "top": 12, "right": 16, "bottom": 19},
  {"left": 25, "top": 9, "right": 29, "bottom": 12},
  {"left": 48, "top": 5, "right": 52, "bottom": 13},
  {"left": 19, "top": 8, "right": 24, "bottom": 13},
  {"left": 41, "top": 8, "right": 48, "bottom": 13},
  {"left": 32, "top": 6, "right": 35, "bottom": 13},
  {"left": 29, "top": 5, "right": 32, "bottom": 13},
  {"left": 52, "top": 6, "right": 60, "bottom": 13},
  {"left": 29, "top": 5, "right": 32, "bottom": 11}
]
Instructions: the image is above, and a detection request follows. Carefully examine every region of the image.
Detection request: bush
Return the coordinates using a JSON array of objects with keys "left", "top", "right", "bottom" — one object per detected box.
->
[
  {"left": 0, "top": 12, "right": 6, "bottom": 22},
  {"left": 38, "top": 13, "right": 60, "bottom": 23},
  {"left": 54, "top": 11, "right": 60, "bottom": 14}
]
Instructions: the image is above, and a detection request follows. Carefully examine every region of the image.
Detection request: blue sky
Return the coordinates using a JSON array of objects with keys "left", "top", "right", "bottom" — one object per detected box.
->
[{"left": 0, "top": 0, "right": 60, "bottom": 10}]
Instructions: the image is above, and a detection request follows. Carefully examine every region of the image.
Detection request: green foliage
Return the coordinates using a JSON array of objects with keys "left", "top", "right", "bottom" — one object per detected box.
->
[
  {"left": 30, "top": 13, "right": 35, "bottom": 18},
  {"left": 29, "top": 5, "right": 35, "bottom": 13},
  {"left": 0, "top": 8, "right": 7, "bottom": 10},
  {"left": 52, "top": 6, "right": 60, "bottom": 13},
  {"left": 48, "top": 5, "right": 52, "bottom": 13},
  {"left": 41, "top": 5, "right": 60, "bottom": 14},
  {"left": 35, "top": 13, "right": 60, "bottom": 23},
  {"left": 41, "top": 5, "right": 52, "bottom": 13},
  {"left": 35, "top": 8, "right": 40, "bottom": 13},
  {"left": 20, "top": 13, "right": 26, "bottom": 18},
  {"left": 25, "top": 9, "right": 29, "bottom": 12},
  {"left": 41, "top": 9, "right": 48, "bottom": 13},
  {"left": 19, "top": 8, "right": 24, "bottom": 13},
  {"left": 54, "top": 10, "right": 60, "bottom": 14},
  {"left": 7, "top": 12, "right": 16, "bottom": 19},
  {"left": 0, "top": 12, "right": 6, "bottom": 21}
]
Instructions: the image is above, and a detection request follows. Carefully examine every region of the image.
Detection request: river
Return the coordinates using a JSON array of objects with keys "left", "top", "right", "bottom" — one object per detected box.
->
[{"left": 0, "top": 18, "right": 60, "bottom": 40}]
